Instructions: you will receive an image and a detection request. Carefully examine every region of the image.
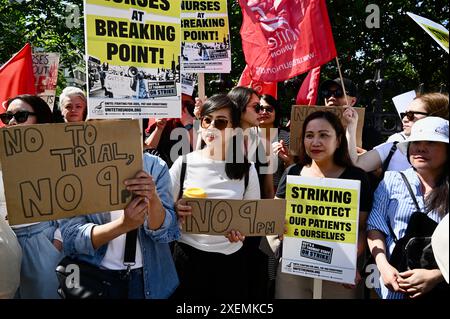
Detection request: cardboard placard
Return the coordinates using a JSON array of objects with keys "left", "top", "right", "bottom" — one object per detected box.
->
[
  {"left": 180, "top": 198, "right": 286, "bottom": 236},
  {"left": 0, "top": 120, "right": 142, "bottom": 225},
  {"left": 289, "top": 105, "right": 365, "bottom": 155}
]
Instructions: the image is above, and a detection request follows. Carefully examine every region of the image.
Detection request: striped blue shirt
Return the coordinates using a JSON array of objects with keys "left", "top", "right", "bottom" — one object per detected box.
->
[{"left": 367, "top": 167, "right": 443, "bottom": 299}]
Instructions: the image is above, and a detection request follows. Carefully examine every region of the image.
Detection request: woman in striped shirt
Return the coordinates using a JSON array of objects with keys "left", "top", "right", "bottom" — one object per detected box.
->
[{"left": 367, "top": 117, "right": 449, "bottom": 299}]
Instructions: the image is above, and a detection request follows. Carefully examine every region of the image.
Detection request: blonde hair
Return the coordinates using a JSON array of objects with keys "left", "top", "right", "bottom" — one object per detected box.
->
[{"left": 59, "top": 86, "right": 87, "bottom": 111}]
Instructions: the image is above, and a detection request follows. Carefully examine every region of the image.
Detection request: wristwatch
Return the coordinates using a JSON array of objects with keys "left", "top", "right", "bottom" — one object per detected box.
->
[{"left": 184, "top": 123, "right": 193, "bottom": 130}]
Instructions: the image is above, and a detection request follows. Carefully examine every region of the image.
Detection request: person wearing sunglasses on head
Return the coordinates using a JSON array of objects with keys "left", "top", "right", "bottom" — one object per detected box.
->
[
  {"left": 169, "top": 94, "right": 260, "bottom": 299},
  {"left": 345, "top": 93, "right": 449, "bottom": 174},
  {"left": 0, "top": 94, "right": 64, "bottom": 299}
]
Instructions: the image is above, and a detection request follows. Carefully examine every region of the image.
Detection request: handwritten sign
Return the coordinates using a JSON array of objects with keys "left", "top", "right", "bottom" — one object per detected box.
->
[
  {"left": 0, "top": 120, "right": 142, "bottom": 225},
  {"left": 180, "top": 198, "right": 286, "bottom": 236},
  {"left": 281, "top": 175, "right": 360, "bottom": 284},
  {"left": 290, "top": 105, "right": 365, "bottom": 156},
  {"left": 32, "top": 52, "right": 60, "bottom": 109}
]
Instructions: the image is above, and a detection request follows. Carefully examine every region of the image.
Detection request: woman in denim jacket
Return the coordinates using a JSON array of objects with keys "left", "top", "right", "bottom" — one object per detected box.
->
[{"left": 60, "top": 153, "right": 180, "bottom": 299}]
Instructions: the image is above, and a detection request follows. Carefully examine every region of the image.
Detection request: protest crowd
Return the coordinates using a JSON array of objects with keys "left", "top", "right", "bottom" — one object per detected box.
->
[{"left": 0, "top": 0, "right": 448, "bottom": 302}]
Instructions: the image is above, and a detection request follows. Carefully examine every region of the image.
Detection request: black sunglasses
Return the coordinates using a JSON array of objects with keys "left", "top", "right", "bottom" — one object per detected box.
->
[
  {"left": 201, "top": 117, "right": 229, "bottom": 130},
  {"left": 0, "top": 110, "right": 37, "bottom": 125},
  {"left": 258, "top": 105, "right": 274, "bottom": 113},
  {"left": 322, "top": 88, "right": 347, "bottom": 99},
  {"left": 400, "top": 111, "right": 429, "bottom": 121}
]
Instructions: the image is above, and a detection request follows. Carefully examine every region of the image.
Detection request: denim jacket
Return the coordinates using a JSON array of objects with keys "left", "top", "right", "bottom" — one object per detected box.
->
[{"left": 59, "top": 154, "right": 180, "bottom": 299}]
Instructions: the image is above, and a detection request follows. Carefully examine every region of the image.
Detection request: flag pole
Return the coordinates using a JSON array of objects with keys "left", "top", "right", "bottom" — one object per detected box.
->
[
  {"left": 313, "top": 279, "right": 323, "bottom": 299},
  {"left": 335, "top": 57, "right": 349, "bottom": 106},
  {"left": 195, "top": 73, "right": 206, "bottom": 150}
]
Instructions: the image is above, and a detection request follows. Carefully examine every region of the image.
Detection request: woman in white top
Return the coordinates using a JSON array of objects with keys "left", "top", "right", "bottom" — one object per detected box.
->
[
  {"left": 345, "top": 93, "right": 448, "bottom": 173},
  {"left": 170, "top": 94, "right": 260, "bottom": 299}
]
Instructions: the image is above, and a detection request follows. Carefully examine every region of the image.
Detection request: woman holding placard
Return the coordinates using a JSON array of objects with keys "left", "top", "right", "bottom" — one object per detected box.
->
[
  {"left": 0, "top": 94, "right": 62, "bottom": 299},
  {"left": 169, "top": 94, "right": 260, "bottom": 299},
  {"left": 274, "top": 110, "right": 372, "bottom": 299}
]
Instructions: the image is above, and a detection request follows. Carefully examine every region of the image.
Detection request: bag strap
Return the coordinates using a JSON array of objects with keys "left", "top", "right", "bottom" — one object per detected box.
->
[
  {"left": 387, "top": 172, "right": 422, "bottom": 242},
  {"left": 177, "top": 155, "right": 187, "bottom": 200},
  {"left": 244, "top": 170, "right": 249, "bottom": 190},
  {"left": 399, "top": 172, "right": 421, "bottom": 212},
  {"left": 381, "top": 141, "right": 398, "bottom": 175},
  {"left": 123, "top": 229, "right": 138, "bottom": 272}
]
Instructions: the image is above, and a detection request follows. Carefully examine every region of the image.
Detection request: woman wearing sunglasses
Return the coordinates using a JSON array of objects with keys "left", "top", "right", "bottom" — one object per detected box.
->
[
  {"left": 345, "top": 93, "right": 449, "bottom": 174},
  {"left": 0, "top": 94, "right": 63, "bottom": 299},
  {"left": 367, "top": 117, "right": 449, "bottom": 299},
  {"left": 169, "top": 94, "right": 260, "bottom": 299}
]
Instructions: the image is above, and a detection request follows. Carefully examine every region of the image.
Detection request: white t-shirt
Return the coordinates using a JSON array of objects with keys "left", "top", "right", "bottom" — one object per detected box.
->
[
  {"left": 386, "top": 132, "right": 407, "bottom": 143},
  {"left": 374, "top": 142, "right": 410, "bottom": 172},
  {"left": 100, "top": 210, "right": 143, "bottom": 270},
  {"left": 170, "top": 151, "right": 261, "bottom": 255}
]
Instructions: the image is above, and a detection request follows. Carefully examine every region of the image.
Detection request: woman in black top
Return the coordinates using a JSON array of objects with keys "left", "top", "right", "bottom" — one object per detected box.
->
[{"left": 275, "top": 111, "right": 372, "bottom": 299}]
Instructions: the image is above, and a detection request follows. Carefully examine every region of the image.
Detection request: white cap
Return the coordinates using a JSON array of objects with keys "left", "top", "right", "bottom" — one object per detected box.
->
[
  {"left": 432, "top": 214, "right": 449, "bottom": 283},
  {"left": 398, "top": 117, "right": 449, "bottom": 154}
]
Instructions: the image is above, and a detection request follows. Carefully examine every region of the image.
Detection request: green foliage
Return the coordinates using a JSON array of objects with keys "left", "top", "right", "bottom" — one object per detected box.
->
[
  {"left": 0, "top": 0, "right": 85, "bottom": 93},
  {"left": 0, "top": 0, "right": 447, "bottom": 119}
]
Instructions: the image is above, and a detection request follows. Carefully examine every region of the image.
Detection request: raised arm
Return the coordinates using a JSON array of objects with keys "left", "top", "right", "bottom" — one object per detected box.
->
[{"left": 343, "top": 107, "right": 382, "bottom": 172}]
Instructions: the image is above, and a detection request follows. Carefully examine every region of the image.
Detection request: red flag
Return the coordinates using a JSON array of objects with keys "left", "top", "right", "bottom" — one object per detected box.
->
[
  {"left": 0, "top": 43, "right": 36, "bottom": 116},
  {"left": 238, "top": 65, "right": 278, "bottom": 98},
  {"left": 296, "top": 66, "right": 321, "bottom": 105},
  {"left": 239, "top": 0, "right": 336, "bottom": 82}
]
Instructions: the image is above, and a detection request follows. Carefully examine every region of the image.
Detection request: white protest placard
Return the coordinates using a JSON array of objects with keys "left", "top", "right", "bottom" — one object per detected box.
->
[
  {"left": 407, "top": 12, "right": 449, "bottom": 53},
  {"left": 392, "top": 90, "right": 416, "bottom": 119},
  {"left": 181, "top": 0, "right": 231, "bottom": 73},
  {"left": 281, "top": 175, "right": 360, "bottom": 285},
  {"left": 85, "top": 0, "right": 182, "bottom": 119},
  {"left": 32, "top": 52, "right": 60, "bottom": 109},
  {"left": 181, "top": 73, "right": 197, "bottom": 96}
]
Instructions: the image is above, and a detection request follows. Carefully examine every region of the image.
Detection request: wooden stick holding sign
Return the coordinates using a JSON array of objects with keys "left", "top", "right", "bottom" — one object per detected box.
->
[
  {"left": 0, "top": 120, "right": 142, "bottom": 225},
  {"left": 289, "top": 105, "right": 365, "bottom": 156},
  {"left": 179, "top": 198, "right": 286, "bottom": 236}
]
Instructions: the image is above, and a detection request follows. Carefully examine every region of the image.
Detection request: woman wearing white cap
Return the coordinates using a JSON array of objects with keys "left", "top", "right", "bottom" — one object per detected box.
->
[{"left": 367, "top": 116, "right": 449, "bottom": 299}]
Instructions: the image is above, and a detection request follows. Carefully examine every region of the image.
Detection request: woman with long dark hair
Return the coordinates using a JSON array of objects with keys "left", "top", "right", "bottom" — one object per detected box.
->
[
  {"left": 0, "top": 94, "right": 60, "bottom": 298},
  {"left": 275, "top": 111, "right": 372, "bottom": 298},
  {"left": 170, "top": 94, "right": 260, "bottom": 299}
]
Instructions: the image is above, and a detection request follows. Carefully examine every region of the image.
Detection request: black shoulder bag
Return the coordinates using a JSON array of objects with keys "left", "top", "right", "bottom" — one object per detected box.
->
[
  {"left": 56, "top": 229, "right": 138, "bottom": 299},
  {"left": 388, "top": 172, "right": 438, "bottom": 272}
]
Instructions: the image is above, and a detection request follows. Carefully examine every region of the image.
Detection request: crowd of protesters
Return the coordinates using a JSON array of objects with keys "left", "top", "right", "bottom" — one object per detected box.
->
[{"left": 0, "top": 79, "right": 448, "bottom": 300}]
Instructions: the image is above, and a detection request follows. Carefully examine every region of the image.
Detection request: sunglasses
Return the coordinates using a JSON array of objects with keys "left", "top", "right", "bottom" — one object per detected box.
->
[
  {"left": 258, "top": 105, "right": 274, "bottom": 114},
  {"left": 400, "top": 111, "right": 429, "bottom": 121},
  {"left": 0, "top": 110, "right": 37, "bottom": 125},
  {"left": 322, "top": 88, "right": 347, "bottom": 99},
  {"left": 201, "top": 117, "right": 229, "bottom": 130}
]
